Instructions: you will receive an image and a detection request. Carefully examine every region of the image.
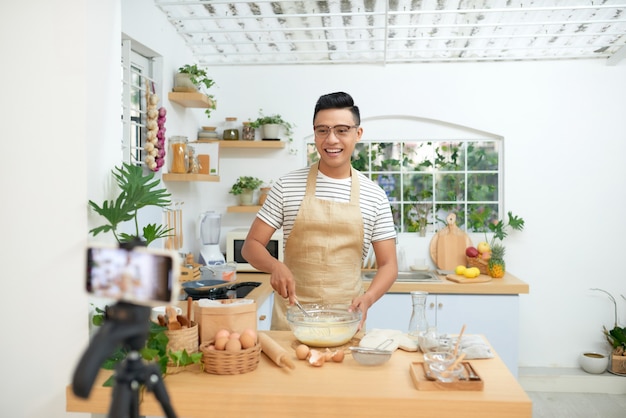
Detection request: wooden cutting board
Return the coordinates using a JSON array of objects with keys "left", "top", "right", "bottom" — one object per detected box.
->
[
  {"left": 446, "top": 274, "right": 492, "bottom": 284},
  {"left": 429, "top": 213, "right": 472, "bottom": 270}
]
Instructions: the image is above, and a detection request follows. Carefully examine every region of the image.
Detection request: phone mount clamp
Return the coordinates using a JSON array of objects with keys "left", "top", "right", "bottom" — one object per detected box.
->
[{"left": 72, "top": 242, "right": 177, "bottom": 418}]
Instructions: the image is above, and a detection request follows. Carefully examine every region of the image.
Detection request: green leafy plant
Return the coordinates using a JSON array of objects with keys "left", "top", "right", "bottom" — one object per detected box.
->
[
  {"left": 229, "top": 176, "right": 264, "bottom": 195},
  {"left": 91, "top": 307, "right": 202, "bottom": 387},
  {"left": 88, "top": 163, "right": 172, "bottom": 246},
  {"left": 248, "top": 109, "right": 295, "bottom": 143},
  {"left": 177, "top": 64, "right": 216, "bottom": 119},
  {"left": 591, "top": 288, "right": 626, "bottom": 352},
  {"left": 485, "top": 211, "right": 525, "bottom": 247}
]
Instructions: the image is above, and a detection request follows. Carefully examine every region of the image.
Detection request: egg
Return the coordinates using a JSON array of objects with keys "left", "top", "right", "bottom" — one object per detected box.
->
[
  {"left": 241, "top": 328, "right": 257, "bottom": 342},
  {"left": 240, "top": 333, "right": 256, "bottom": 349},
  {"left": 332, "top": 350, "right": 345, "bottom": 363},
  {"left": 295, "top": 344, "right": 310, "bottom": 360},
  {"left": 214, "top": 336, "right": 229, "bottom": 350},
  {"left": 225, "top": 338, "right": 242, "bottom": 352},
  {"left": 215, "top": 329, "right": 230, "bottom": 340},
  {"left": 229, "top": 332, "right": 241, "bottom": 340}
]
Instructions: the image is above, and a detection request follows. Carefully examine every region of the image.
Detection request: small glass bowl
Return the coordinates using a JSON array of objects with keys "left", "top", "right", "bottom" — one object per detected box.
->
[
  {"left": 429, "top": 362, "right": 466, "bottom": 382},
  {"left": 423, "top": 351, "right": 456, "bottom": 368}
]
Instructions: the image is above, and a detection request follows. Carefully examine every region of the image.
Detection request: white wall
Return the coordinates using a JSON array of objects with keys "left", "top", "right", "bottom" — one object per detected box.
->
[{"left": 2, "top": 0, "right": 624, "bottom": 416}]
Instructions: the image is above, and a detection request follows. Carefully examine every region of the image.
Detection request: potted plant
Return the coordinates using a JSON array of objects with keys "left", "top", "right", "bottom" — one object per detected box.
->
[
  {"left": 591, "top": 288, "right": 626, "bottom": 374},
  {"left": 229, "top": 176, "right": 264, "bottom": 206},
  {"left": 174, "top": 64, "right": 217, "bottom": 119},
  {"left": 249, "top": 109, "right": 294, "bottom": 143},
  {"left": 88, "top": 163, "right": 172, "bottom": 246}
]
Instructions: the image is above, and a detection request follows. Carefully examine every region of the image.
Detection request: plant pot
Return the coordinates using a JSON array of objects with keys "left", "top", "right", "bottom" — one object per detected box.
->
[
  {"left": 173, "top": 73, "right": 198, "bottom": 92},
  {"left": 237, "top": 189, "right": 255, "bottom": 206},
  {"left": 611, "top": 351, "right": 626, "bottom": 374},
  {"left": 579, "top": 351, "right": 608, "bottom": 374},
  {"left": 261, "top": 124, "right": 280, "bottom": 140}
]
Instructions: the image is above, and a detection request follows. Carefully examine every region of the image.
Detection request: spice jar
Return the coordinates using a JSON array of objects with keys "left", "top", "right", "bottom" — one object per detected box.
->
[
  {"left": 187, "top": 145, "right": 200, "bottom": 174},
  {"left": 169, "top": 136, "right": 188, "bottom": 174},
  {"left": 242, "top": 121, "right": 255, "bottom": 141},
  {"left": 223, "top": 117, "right": 239, "bottom": 140}
]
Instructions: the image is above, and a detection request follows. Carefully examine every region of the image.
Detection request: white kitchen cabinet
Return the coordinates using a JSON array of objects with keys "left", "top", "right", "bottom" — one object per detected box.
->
[
  {"left": 366, "top": 293, "right": 520, "bottom": 377},
  {"left": 257, "top": 292, "right": 274, "bottom": 331}
]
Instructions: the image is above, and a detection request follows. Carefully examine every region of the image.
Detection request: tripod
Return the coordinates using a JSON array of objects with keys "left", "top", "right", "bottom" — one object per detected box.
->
[{"left": 72, "top": 301, "right": 177, "bottom": 418}]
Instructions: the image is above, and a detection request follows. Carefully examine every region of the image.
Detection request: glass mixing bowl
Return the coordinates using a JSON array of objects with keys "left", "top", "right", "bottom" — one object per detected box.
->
[{"left": 286, "top": 303, "right": 361, "bottom": 347}]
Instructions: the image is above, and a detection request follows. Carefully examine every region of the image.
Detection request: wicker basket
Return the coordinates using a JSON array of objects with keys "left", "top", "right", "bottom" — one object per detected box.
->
[
  {"left": 466, "top": 256, "right": 488, "bottom": 275},
  {"left": 164, "top": 322, "right": 199, "bottom": 356},
  {"left": 200, "top": 341, "right": 262, "bottom": 375}
]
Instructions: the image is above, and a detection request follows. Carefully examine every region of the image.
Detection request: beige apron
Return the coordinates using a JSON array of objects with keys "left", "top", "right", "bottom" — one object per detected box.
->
[{"left": 271, "top": 163, "right": 364, "bottom": 330}]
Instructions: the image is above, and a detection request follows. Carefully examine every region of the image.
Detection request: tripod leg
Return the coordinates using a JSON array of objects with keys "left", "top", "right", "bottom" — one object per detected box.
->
[
  {"left": 143, "top": 364, "right": 177, "bottom": 418},
  {"left": 108, "top": 377, "right": 134, "bottom": 418}
]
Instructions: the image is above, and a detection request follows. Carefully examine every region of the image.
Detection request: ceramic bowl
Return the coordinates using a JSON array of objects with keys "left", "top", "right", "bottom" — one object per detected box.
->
[
  {"left": 579, "top": 352, "right": 608, "bottom": 374},
  {"left": 286, "top": 304, "right": 361, "bottom": 347}
]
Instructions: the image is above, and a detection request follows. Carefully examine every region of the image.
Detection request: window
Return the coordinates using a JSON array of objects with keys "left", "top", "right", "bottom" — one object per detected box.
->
[
  {"left": 306, "top": 117, "right": 503, "bottom": 234},
  {"left": 121, "top": 39, "right": 160, "bottom": 165}
]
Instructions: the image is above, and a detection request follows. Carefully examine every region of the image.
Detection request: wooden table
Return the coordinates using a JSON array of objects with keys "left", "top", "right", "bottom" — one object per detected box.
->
[{"left": 67, "top": 331, "right": 531, "bottom": 418}]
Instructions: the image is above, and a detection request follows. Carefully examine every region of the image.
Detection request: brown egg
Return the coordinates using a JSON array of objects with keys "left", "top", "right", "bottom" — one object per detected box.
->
[
  {"left": 332, "top": 350, "right": 345, "bottom": 362},
  {"left": 241, "top": 328, "right": 257, "bottom": 342},
  {"left": 215, "top": 329, "right": 230, "bottom": 340},
  {"left": 240, "top": 333, "right": 256, "bottom": 349},
  {"left": 229, "top": 332, "right": 241, "bottom": 340},
  {"left": 295, "top": 344, "right": 310, "bottom": 360},
  {"left": 225, "top": 338, "right": 242, "bottom": 352},
  {"left": 214, "top": 336, "right": 229, "bottom": 350}
]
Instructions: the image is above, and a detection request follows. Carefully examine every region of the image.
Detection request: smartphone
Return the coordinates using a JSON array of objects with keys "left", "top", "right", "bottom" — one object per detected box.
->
[{"left": 86, "top": 245, "right": 180, "bottom": 303}]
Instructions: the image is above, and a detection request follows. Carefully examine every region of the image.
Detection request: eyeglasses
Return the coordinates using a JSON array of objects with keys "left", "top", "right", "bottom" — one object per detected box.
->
[{"left": 313, "top": 124, "right": 359, "bottom": 138}]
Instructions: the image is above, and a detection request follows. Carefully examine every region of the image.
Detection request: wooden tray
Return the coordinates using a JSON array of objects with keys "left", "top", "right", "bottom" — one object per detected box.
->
[
  {"left": 409, "top": 362, "right": 484, "bottom": 391},
  {"left": 446, "top": 274, "right": 492, "bottom": 284}
]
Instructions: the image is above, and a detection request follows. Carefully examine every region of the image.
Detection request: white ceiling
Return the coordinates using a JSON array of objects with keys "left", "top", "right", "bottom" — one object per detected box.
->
[{"left": 154, "top": 0, "right": 626, "bottom": 65}]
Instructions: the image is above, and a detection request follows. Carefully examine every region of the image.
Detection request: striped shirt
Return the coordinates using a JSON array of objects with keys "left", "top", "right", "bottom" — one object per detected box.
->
[{"left": 257, "top": 166, "right": 397, "bottom": 259}]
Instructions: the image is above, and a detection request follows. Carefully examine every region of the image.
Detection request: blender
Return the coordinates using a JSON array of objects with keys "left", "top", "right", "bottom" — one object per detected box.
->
[{"left": 198, "top": 211, "right": 226, "bottom": 265}]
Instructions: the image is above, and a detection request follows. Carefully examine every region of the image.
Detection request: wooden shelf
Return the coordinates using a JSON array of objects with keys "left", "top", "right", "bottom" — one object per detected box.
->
[
  {"left": 192, "top": 140, "right": 286, "bottom": 149},
  {"left": 162, "top": 173, "right": 219, "bottom": 182},
  {"left": 168, "top": 92, "right": 214, "bottom": 108},
  {"left": 227, "top": 205, "right": 261, "bottom": 213}
]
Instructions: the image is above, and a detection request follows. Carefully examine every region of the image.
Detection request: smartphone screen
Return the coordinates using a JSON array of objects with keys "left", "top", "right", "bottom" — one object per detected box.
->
[{"left": 86, "top": 246, "right": 174, "bottom": 302}]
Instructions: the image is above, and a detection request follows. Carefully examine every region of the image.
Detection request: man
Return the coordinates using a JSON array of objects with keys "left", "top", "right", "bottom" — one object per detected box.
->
[{"left": 242, "top": 92, "right": 397, "bottom": 330}]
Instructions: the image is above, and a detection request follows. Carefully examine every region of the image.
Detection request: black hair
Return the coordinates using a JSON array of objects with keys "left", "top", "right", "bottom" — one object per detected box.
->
[{"left": 313, "top": 92, "right": 361, "bottom": 125}]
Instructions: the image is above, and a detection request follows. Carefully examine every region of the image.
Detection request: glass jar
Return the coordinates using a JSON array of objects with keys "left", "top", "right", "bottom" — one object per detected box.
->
[
  {"left": 242, "top": 121, "right": 255, "bottom": 141},
  {"left": 169, "top": 136, "right": 188, "bottom": 174},
  {"left": 258, "top": 187, "right": 271, "bottom": 205},
  {"left": 187, "top": 145, "right": 200, "bottom": 174},
  {"left": 223, "top": 117, "right": 239, "bottom": 140},
  {"left": 408, "top": 291, "right": 429, "bottom": 346}
]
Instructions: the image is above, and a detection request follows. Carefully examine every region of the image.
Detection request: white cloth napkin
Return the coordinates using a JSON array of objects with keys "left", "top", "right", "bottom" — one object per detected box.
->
[{"left": 454, "top": 335, "right": 494, "bottom": 359}]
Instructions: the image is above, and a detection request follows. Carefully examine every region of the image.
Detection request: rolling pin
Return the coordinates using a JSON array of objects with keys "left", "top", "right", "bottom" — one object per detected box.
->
[{"left": 258, "top": 332, "right": 295, "bottom": 369}]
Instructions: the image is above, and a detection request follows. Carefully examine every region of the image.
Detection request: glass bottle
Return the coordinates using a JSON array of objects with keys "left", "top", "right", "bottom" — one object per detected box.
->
[
  {"left": 408, "top": 291, "right": 429, "bottom": 346},
  {"left": 242, "top": 121, "right": 255, "bottom": 141},
  {"left": 223, "top": 117, "right": 239, "bottom": 140}
]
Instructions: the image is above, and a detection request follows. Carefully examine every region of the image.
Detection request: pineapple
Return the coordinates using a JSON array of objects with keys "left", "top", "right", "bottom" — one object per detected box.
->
[{"left": 487, "top": 243, "right": 506, "bottom": 278}]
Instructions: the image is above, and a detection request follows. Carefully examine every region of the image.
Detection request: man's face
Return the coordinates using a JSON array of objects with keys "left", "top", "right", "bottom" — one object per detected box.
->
[{"left": 313, "top": 108, "right": 362, "bottom": 178}]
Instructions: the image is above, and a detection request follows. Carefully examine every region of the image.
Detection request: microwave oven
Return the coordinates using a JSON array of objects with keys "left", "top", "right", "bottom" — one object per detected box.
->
[{"left": 226, "top": 227, "right": 284, "bottom": 272}]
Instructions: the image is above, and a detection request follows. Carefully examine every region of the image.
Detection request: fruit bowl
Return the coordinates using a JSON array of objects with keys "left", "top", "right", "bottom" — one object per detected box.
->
[
  {"left": 286, "top": 304, "right": 361, "bottom": 347},
  {"left": 466, "top": 256, "right": 488, "bottom": 275}
]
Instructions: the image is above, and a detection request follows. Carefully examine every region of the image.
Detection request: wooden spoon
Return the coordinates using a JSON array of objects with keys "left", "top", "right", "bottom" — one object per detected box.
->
[
  {"left": 187, "top": 296, "right": 193, "bottom": 325},
  {"left": 165, "top": 306, "right": 181, "bottom": 330}
]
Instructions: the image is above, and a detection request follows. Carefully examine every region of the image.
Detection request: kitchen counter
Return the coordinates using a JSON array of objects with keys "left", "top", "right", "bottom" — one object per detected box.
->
[
  {"left": 233, "top": 271, "right": 528, "bottom": 309},
  {"left": 66, "top": 331, "right": 532, "bottom": 417}
]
